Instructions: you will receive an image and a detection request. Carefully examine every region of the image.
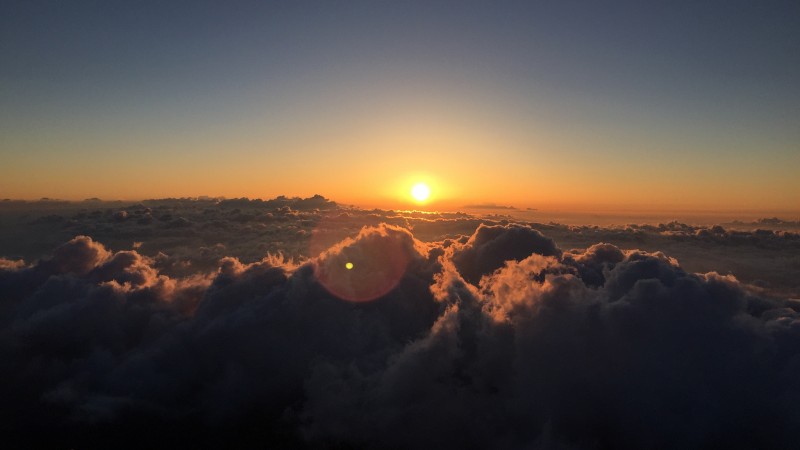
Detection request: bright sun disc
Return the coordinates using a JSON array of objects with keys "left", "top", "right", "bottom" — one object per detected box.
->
[{"left": 411, "top": 183, "right": 430, "bottom": 202}]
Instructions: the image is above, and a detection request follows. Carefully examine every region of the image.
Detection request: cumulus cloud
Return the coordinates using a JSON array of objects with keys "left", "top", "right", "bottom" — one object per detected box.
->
[
  {"left": 2, "top": 204, "right": 800, "bottom": 449},
  {"left": 7, "top": 196, "right": 794, "bottom": 297},
  {"left": 452, "top": 223, "right": 561, "bottom": 284}
]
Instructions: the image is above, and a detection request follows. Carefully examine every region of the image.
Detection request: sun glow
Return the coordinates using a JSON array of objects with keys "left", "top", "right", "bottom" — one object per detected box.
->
[{"left": 411, "top": 183, "right": 431, "bottom": 202}]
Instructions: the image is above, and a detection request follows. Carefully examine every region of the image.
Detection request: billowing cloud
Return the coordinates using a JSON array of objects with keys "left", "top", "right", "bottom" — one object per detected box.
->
[
  {"left": 2, "top": 202, "right": 800, "bottom": 449},
  {"left": 452, "top": 223, "right": 561, "bottom": 284}
]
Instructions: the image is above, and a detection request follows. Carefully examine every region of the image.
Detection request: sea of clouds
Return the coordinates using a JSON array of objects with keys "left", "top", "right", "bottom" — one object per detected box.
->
[{"left": 1, "top": 197, "right": 799, "bottom": 449}]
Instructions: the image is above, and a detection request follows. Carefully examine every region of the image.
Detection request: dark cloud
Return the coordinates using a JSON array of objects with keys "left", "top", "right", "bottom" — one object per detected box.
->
[
  {"left": 50, "top": 235, "right": 112, "bottom": 275},
  {"left": 9, "top": 197, "right": 795, "bottom": 298},
  {"left": 452, "top": 223, "right": 561, "bottom": 284},
  {"left": 541, "top": 221, "right": 800, "bottom": 298},
  {"left": 562, "top": 242, "right": 625, "bottom": 287},
  {"left": 2, "top": 201, "right": 800, "bottom": 449},
  {"left": 463, "top": 203, "right": 518, "bottom": 210}
]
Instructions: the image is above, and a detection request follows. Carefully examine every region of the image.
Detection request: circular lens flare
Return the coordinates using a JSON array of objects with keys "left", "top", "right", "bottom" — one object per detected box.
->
[
  {"left": 314, "top": 231, "right": 411, "bottom": 303},
  {"left": 411, "top": 183, "right": 430, "bottom": 202}
]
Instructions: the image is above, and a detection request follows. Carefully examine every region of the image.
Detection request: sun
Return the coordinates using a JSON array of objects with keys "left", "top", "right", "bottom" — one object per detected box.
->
[{"left": 411, "top": 183, "right": 431, "bottom": 202}]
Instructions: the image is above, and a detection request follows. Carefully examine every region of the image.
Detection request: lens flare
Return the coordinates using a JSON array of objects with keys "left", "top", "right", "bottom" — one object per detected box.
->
[{"left": 311, "top": 224, "right": 412, "bottom": 303}]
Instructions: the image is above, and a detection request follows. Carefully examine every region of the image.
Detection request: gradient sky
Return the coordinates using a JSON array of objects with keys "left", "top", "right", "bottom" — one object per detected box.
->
[{"left": 2, "top": 0, "right": 798, "bottom": 211}]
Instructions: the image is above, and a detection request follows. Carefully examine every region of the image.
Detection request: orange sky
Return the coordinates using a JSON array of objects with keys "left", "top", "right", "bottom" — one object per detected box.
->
[
  {"left": 2, "top": 3, "right": 799, "bottom": 214},
  {"left": 3, "top": 93, "right": 797, "bottom": 214}
]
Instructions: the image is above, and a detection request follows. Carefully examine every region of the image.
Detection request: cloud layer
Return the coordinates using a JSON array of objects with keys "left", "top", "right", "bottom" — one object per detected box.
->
[
  {"left": 2, "top": 217, "right": 800, "bottom": 449},
  {"left": 4, "top": 197, "right": 798, "bottom": 298}
]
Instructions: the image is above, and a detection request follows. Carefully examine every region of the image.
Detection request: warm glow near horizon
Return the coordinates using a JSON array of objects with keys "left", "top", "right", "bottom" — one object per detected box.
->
[{"left": 0, "top": 2, "right": 798, "bottom": 215}]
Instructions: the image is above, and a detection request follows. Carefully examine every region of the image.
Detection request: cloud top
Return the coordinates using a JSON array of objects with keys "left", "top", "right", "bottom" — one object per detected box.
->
[{"left": 452, "top": 223, "right": 562, "bottom": 284}]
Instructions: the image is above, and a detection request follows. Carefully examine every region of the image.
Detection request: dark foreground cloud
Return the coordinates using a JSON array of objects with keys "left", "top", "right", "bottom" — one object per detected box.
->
[
  {"left": 2, "top": 222, "right": 800, "bottom": 449},
  {"left": 452, "top": 223, "right": 561, "bottom": 285}
]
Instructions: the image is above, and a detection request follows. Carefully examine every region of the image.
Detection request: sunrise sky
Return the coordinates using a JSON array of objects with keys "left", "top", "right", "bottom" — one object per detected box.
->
[{"left": 2, "top": 0, "right": 798, "bottom": 211}]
